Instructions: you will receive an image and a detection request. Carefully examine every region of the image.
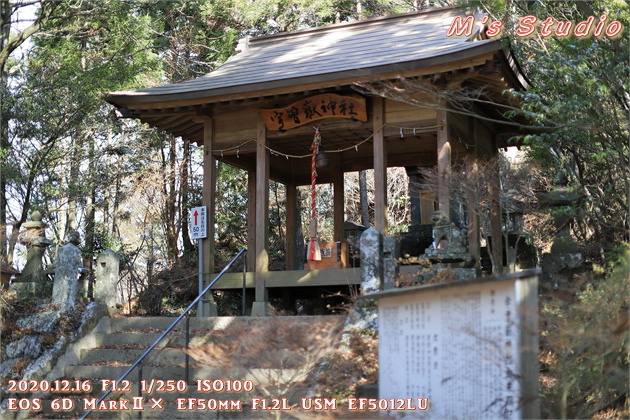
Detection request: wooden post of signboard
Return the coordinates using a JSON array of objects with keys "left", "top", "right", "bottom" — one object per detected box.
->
[
  {"left": 286, "top": 184, "right": 298, "bottom": 270},
  {"left": 516, "top": 272, "right": 540, "bottom": 419},
  {"left": 252, "top": 114, "right": 270, "bottom": 316},
  {"left": 373, "top": 96, "right": 387, "bottom": 234}
]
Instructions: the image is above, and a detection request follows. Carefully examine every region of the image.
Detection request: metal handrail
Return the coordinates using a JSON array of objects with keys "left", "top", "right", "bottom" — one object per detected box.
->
[{"left": 81, "top": 248, "right": 247, "bottom": 419}]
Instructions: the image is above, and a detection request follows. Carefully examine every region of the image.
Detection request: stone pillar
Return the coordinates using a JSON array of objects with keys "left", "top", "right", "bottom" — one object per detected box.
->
[
  {"left": 360, "top": 228, "right": 383, "bottom": 295},
  {"left": 383, "top": 236, "right": 398, "bottom": 290},
  {"left": 94, "top": 249, "right": 120, "bottom": 313},
  {"left": 52, "top": 230, "right": 82, "bottom": 313}
]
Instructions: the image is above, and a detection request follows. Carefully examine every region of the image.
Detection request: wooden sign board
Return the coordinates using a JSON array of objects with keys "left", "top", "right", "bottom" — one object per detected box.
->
[
  {"left": 361, "top": 269, "right": 540, "bottom": 419},
  {"left": 260, "top": 93, "right": 367, "bottom": 131}
]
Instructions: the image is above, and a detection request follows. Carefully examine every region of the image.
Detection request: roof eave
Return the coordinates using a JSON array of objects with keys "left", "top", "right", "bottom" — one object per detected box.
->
[{"left": 106, "top": 40, "right": 512, "bottom": 109}]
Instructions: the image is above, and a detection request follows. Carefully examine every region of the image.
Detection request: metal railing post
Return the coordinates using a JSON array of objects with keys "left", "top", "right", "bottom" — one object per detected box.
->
[
  {"left": 185, "top": 313, "right": 191, "bottom": 384},
  {"left": 242, "top": 251, "right": 247, "bottom": 316},
  {"left": 138, "top": 362, "right": 143, "bottom": 419}
]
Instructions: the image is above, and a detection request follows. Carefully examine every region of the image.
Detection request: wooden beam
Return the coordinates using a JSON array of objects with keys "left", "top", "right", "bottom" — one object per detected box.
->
[
  {"left": 247, "top": 171, "right": 256, "bottom": 271},
  {"left": 437, "top": 106, "right": 451, "bottom": 214},
  {"left": 372, "top": 96, "right": 387, "bottom": 234},
  {"left": 286, "top": 184, "right": 298, "bottom": 270},
  {"left": 201, "top": 117, "right": 218, "bottom": 316},
  {"left": 210, "top": 265, "right": 419, "bottom": 289},
  {"left": 267, "top": 118, "right": 371, "bottom": 139},
  {"left": 254, "top": 114, "right": 270, "bottom": 306}
]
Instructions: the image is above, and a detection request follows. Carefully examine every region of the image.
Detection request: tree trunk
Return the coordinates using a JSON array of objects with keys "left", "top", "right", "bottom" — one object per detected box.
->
[
  {"left": 359, "top": 170, "right": 369, "bottom": 226},
  {"left": 181, "top": 139, "right": 194, "bottom": 254},
  {"left": 83, "top": 137, "right": 96, "bottom": 299},
  {"left": 0, "top": 0, "right": 10, "bottom": 260},
  {"left": 168, "top": 135, "right": 179, "bottom": 261}
]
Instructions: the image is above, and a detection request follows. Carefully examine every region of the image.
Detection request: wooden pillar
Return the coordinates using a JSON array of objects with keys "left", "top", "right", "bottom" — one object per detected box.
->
[
  {"left": 467, "top": 117, "right": 481, "bottom": 270},
  {"left": 251, "top": 114, "right": 270, "bottom": 316},
  {"left": 201, "top": 117, "right": 217, "bottom": 316},
  {"left": 489, "top": 145, "right": 503, "bottom": 274},
  {"left": 466, "top": 159, "right": 481, "bottom": 269},
  {"left": 333, "top": 155, "right": 345, "bottom": 242},
  {"left": 247, "top": 171, "right": 256, "bottom": 272},
  {"left": 437, "top": 106, "right": 451, "bottom": 214},
  {"left": 373, "top": 96, "right": 387, "bottom": 234},
  {"left": 285, "top": 184, "right": 298, "bottom": 270}
]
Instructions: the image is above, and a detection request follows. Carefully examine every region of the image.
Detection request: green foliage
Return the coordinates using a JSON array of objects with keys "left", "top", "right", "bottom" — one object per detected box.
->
[
  {"left": 540, "top": 248, "right": 629, "bottom": 418},
  {"left": 215, "top": 162, "right": 248, "bottom": 250},
  {"left": 467, "top": 0, "right": 630, "bottom": 262}
]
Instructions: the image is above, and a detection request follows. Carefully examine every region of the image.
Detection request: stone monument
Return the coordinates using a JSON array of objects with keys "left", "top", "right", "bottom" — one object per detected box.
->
[
  {"left": 94, "top": 249, "right": 121, "bottom": 314},
  {"left": 422, "top": 211, "right": 475, "bottom": 281},
  {"left": 539, "top": 171, "right": 584, "bottom": 285},
  {"left": 364, "top": 269, "right": 541, "bottom": 419},
  {"left": 52, "top": 230, "right": 82, "bottom": 313},
  {"left": 360, "top": 228, "right": 383, "bottom": 295},
  {"left": 382, "top": 236, "right": 398, "bottom": 290},
  {"left": 11, "top": 211, "right": 53, "bottom": 294}
]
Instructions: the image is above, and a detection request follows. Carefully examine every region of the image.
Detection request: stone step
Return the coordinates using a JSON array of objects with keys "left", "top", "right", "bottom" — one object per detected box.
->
[
  {"left": 28, "top": 397, "right": 305, "bottom": 419},
  {"left": 81, "top": 347, "right": 308, "bottom": 369},
  {"left": 107, "top": 315, "right": 346, "bottom": 334},
  {"left": 28, "top": 386, "right": 315, "bottom": 419},
  {"left": 15, "top": 315, "right": 347, "bottom": 419},
  {"left": 64, "top": 366, "right": 308, "bottom": 386},
  {"left": 80, "top": 348, "right": 192, "bottom": 366},
  {"left": 88, "top": 332, "right": 196, "bottom": 348}
]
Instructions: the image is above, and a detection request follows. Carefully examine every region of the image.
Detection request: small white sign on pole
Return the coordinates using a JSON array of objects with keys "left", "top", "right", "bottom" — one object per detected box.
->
[{"left": 190, "top": 206, "right": 208, "bottom": 240}]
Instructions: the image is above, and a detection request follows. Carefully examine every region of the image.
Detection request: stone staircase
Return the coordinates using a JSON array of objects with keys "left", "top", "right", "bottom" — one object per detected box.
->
[{"left": 15, "top": 315, "right": 347, "bottom": 419}]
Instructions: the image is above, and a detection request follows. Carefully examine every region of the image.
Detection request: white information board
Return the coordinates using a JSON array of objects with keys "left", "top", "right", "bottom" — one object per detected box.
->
[
  {"left": 190, "top": 206, "right": 207, "bottom": 240},
  {"left": 372, "top": 270, "right": 539, "bottom": 419}
]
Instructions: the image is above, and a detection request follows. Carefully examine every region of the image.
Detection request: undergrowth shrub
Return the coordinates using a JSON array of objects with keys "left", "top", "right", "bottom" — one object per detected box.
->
[{"left": 540, "top": 248, "right": 629, "bottom": 419}]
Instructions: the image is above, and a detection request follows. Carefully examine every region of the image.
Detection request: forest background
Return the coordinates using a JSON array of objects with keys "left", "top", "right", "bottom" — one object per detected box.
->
[
  {"left": 1, "top": 0, "right": 628, "bottom": 278},
  {"left": 0, "top": 1, "right": 628, "bottom": 417}
]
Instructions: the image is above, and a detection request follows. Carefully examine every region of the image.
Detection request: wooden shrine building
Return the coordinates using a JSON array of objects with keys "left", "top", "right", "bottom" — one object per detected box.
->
[{"left": 106, "top": 6, "right": 529, "bottom": 315}]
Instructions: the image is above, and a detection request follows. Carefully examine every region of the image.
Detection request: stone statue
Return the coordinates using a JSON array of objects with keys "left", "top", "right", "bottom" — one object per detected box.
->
[
  {"left": 424, "top": 210, "right": 474, "bottom": 268},
  {"left": 52, "top": 230, "right": 83, "bottom": 313},
  {"left": 429, "top": 210, "right": 467, "bottom": 253},
  {"left": 66, "top": 229, "right": 81, "bottom": 246}
]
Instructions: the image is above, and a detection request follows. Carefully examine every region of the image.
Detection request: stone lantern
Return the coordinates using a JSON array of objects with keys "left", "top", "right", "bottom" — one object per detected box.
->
[
  {"left": 538, "top": 171, "right": 584, "bottom": 284},
  {"left": 12, "top": 211, "right": 53, "bottom": 294}
]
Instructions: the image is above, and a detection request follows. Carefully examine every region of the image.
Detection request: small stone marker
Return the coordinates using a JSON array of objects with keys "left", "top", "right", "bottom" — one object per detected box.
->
[
  {"left": 52, "top": 230, "right": 82, "bottom": 313},
  {"left": 94, "top": 249, "right": 120, "bottom": 312},
  {"left": 383, "top": 236, "right": 398, "bottom": 290},
  {"left": 360, "top": 228, "right": 383, "bottom": 294},
  {"left": 361, "top": 269, "right": 540, "bottom": 419}
]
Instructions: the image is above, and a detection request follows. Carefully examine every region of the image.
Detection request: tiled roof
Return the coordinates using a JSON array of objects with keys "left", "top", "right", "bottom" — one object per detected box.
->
[{"left": 107, "top": 7, "right": 514, "bottom": 104}]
